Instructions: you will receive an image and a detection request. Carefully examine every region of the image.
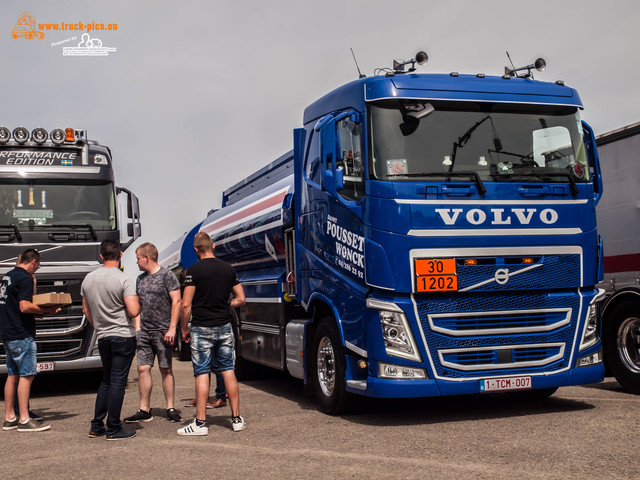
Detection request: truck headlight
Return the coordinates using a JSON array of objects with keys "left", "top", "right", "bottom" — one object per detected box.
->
[
  {"left": 367, "top": 298, "right": 422, "bottom": 362},
  {"left": 378, "top": 362, "right": 427, "bottom": 379},
  {"left": 579, "top": 289, "right": 605, "bottom": 351}
]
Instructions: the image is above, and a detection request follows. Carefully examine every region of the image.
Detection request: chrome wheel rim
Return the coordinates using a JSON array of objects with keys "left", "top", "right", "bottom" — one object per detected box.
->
[
  {"left": 617, "top": 316, "right": 640, "bottom": 374},
  {"left": 316, "top": 336, "right": 336, "bottom": 397}
]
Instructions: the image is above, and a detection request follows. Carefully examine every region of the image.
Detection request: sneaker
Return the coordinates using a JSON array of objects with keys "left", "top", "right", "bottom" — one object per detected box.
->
[
  {"left": 17, "top": 418, "right": 51, "bottom": 432},
  {"left": 89, "top": 429, "right": 106, "bottom": 438},
  {"left": 177, "top": 420, "right": 208, "bottom": 436},
  {"left": 3, "top": 418, "right": 19, "bottom": 431},
  {"left": 28, "top": 411, "right": 44, "bottom": 422},
  {"left": 166, "top": 408, "right": 182, "bottom": 422},
  {"left": 231, "top": 416, "right": 246, "bottom": 432},
  {"left": 106, "top": 429, "right": 137, "bottom": 441},
  {"left": 124, "top": 409, "right": 153, "bottom": 423}
]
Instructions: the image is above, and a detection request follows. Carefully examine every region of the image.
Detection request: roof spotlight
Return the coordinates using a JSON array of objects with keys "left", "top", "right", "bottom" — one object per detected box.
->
[
  {"left": 0, "top": 127, "right": 10, "bottom": 144},
  {"left": 50, "top": 128, "right": 65, "bottom": 145},
  {"left": 31, "top": 127, "right": 48, "bottom": 144},
  {"left": 12, "top": 127, "right": 29, "bottom": 144}
]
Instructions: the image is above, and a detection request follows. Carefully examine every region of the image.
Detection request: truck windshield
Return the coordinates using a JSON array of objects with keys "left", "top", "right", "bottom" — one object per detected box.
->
[
  {"left": 369, "top": 100, "right": 589, "bottom": 184},
  {"left": 0, "top": 181, "right": 115, "bottom": 230}
]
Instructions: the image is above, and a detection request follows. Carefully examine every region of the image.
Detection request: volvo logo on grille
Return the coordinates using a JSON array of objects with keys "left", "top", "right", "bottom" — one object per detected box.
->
[{"left": 494, "top": 268, "right": 510, "bottom": 285}]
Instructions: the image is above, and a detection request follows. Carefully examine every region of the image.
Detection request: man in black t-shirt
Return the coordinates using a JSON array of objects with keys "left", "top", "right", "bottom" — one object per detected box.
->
[
  {"left": 0, "top": 249, "right": 57, "bottom": 432},
  {"left": 178, "top": 232, "right": 246, "bottom": 435}
]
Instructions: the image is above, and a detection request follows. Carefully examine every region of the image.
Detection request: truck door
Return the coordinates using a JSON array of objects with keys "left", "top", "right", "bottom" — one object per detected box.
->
[{"left": 308, "top": 110, "right": 366, "bottom": 284}]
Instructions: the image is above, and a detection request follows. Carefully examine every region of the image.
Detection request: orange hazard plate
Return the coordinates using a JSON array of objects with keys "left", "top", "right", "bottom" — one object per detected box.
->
[
  {"left": 416, "top": 275, "right": 458, "bottom": 292},
  {"left": 415, "top": 258, "right": 458, "bottom": 292}
]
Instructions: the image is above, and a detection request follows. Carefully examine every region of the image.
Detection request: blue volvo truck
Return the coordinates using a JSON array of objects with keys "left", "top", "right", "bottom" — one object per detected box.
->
[{"left": 161, "top": 53, "right": 605, "bottom": 414}]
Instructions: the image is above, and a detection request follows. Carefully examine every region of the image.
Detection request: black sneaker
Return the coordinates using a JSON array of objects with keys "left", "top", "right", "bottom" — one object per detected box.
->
[
  {"left": 124, "top": 409, "right": 153, "bottom": 423},
  {"left": 166, "top": 408, "right": 182, "bottom": 422},
  {"left": 106, "top": 429, "right": 137, "bottom": 441}
]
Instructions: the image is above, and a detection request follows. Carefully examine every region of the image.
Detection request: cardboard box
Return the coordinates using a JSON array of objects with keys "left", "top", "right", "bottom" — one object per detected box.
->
[{"left": 33, "top": 293, "right": 72, "bottom": 307}]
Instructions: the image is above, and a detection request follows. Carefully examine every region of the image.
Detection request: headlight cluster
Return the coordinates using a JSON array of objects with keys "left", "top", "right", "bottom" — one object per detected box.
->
[
  {"left": 579, "top": 289, "right": 606, "bottom": 351},
  {"left": 367, "top": 298, "right": 422, "bottom": 362},
  {"left": 0, "top": 126, "right": 85, "bottom": 145}
]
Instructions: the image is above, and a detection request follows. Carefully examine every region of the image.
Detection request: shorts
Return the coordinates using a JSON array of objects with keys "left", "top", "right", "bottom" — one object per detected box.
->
[
  {"left": 190, "top": 323, "right": 235, "bottom": 377},
  {"left": 136, "top": 329, "right": 173, "bottom": 369},
  {"left": 4, "top": 337, "right": 37, "bottom": 377}
]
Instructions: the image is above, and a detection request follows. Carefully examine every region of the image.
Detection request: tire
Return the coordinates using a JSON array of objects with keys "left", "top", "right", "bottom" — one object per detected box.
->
[
  {"left": 231, "top": 310, "right": 258, "bottom": 381},
  {"left": 603, "top": 300, "right": 640, "bottom": 394},
  {"left": 311, "top": 321, "right": 352, "bottom": 415}
]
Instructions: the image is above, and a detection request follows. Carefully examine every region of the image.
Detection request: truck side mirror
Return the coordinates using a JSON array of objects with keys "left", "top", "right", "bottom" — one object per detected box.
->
[
  {"left": 582, "top": 121, "right": 603, "bottom": 205},
  {"left": 324, "top": 168, "right": 344, "bottom": 193},
  {"left": 116, "top": 187, "right": 142, "bottom": 251}
]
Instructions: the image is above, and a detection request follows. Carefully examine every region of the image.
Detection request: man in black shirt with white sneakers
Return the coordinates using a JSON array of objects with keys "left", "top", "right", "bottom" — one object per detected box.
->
[{"left": 178, "top": 232, "right": 245, "bottom": 435}]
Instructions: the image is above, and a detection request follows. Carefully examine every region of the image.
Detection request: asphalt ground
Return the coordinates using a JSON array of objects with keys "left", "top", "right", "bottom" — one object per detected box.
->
[{"left": 1, "top": 358, "right": 639, "bottom": 479}]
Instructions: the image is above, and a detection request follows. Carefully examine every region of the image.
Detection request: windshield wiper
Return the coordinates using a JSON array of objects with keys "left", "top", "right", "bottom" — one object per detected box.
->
[
  {"left": 43, "top": 223, "right": 98, "bottom": 241},
  {"left": 492, "top": 170, "right": 578, "bottom": 196},
  {"left": 0, "top": 224, "right": 22, "bottom": 241},
  {"left": 387, "top": 171, "right": 486, "bottom": 195}
]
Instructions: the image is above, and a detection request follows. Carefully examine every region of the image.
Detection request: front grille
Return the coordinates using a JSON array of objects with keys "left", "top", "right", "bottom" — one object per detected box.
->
[
  {"left": 36, "top": 279, "right": 83, "bottom": 302},
  {"left": 1, "top": 339, "right": 82, "bottom": 360},
  {"left": 428, "top": 308, "right": 571, "bottom": 336},
  {"left": 36, "top": 315, "right": 86, "bottom": 336},
  {"left": 415, "top": 291, "right": 580, "bottom": 379},
  {"left": 438, "top": 343, "right": 565, "bottom": 371},
  {"left": 0, "top": 277, "right": 93, "bottom": 364}
]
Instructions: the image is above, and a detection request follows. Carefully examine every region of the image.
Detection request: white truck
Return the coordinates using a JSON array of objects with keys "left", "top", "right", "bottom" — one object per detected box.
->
[{"left": 596, "top": 121, "right": 640, "bottom": 392}]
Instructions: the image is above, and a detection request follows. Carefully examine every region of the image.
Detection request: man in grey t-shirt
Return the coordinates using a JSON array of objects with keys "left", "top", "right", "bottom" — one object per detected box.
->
[
  {"left": 82, "top": 240, "right": 140, "bottom": 440},
  {"left": 124, "top": 242, "right": 182, "bottom": 424}
]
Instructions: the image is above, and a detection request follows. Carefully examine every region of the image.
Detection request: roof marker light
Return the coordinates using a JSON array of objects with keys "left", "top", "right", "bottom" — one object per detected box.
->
[
  {"left": 13, "top": 127, "right": 29, "bottom": 144},
  {"left": 0, "top": 127, "right": 10, "bottom": 144},
  {"left": 50, "top": 129, "right": 65, "bottom": 145},
  {"left": 31, "top": 127, "right": 48, "bottom": 144}
]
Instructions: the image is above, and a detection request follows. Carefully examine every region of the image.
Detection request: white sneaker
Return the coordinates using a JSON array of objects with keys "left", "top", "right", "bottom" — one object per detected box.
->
[
  {"left": 177, "top": 420, "right": 208, "bottom": 436},
  {"left": 231, "top": 416, "right": 246, "bottom": 432}
]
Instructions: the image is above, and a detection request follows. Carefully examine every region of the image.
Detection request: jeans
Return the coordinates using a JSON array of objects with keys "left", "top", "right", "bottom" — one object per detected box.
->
[
  {"left": 4, "top": 337, "right": 37, "bottom": 376},
  {"left": 91, "top": 336, "right": 136, "bottom": 436},
  {"left": 190, "top": 324, "right": 235, "bottom": 376}
]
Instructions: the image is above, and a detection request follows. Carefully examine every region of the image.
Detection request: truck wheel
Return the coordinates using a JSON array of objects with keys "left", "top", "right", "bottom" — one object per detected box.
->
[
  {"left": 603, "top": 300, "right": 640, "bottom": 394},
  {"left": 311, "top": 321, "right": 352, "bottom": 415},
  {"left": 231, "top": 310, "right": 257, "bottom": 380}
]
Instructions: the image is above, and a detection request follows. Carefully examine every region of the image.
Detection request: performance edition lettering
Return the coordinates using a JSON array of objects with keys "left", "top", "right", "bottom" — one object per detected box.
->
[{"left": 0, "top": 151, "right": 77, "bottom": 165}]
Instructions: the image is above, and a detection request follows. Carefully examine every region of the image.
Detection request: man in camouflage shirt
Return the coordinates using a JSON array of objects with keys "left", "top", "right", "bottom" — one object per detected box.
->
[{"left": 124, "top": 242, "right": 182, "bottom": 424}]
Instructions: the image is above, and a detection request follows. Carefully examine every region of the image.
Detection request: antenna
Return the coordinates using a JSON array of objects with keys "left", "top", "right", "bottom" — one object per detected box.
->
[
  {"left": 351, "top": 48, "right": 365, "bottom": 79},
  {"left": 506, "top": 51, "right": 515, "bottom": 70}
]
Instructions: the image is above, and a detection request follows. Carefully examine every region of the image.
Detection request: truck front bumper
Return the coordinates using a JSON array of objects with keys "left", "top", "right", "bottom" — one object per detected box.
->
[{"left": 346, "top": 363, "right": 604, "bottom": 398}]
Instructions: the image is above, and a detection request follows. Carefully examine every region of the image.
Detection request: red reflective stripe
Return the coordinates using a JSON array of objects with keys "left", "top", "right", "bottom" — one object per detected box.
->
[
  {"left": 202, "top": 190, "right": 287, "bottom": 235},
  {"left": 604, "top": 253, "right": 640, "bottom": 273}
]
